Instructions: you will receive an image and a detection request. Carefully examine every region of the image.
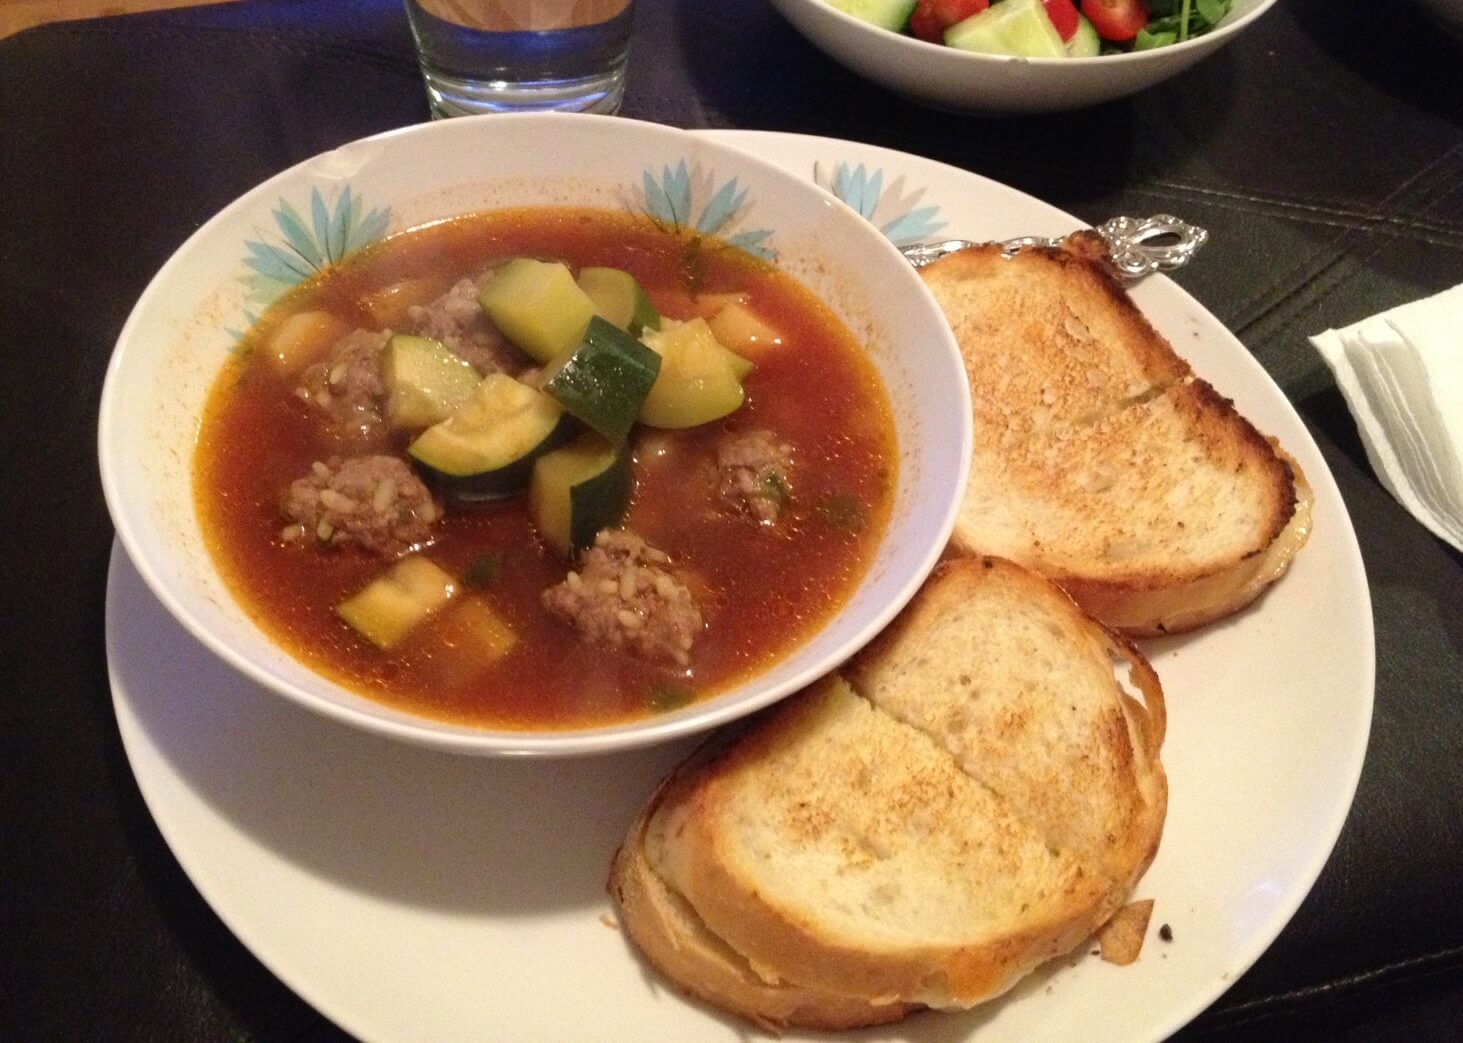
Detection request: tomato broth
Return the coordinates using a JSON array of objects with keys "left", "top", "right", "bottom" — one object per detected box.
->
[{"left": 195, "top": 208, "right": 896, "bottom": 730}]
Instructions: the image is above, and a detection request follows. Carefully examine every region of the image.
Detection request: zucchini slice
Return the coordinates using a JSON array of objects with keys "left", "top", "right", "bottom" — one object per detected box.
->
[
  {"left": 408, "top": 373, "right": 575, "bottom": 502},
  {"left": 529, "top": 432, "right": 634, "bottom": 556},
  {"left": 638, "top": 318, "right": 749, "bottom": 429},
  {"left": 383, "top": 334, "right": 481, "bottom": 429},
  {"left": 337, "top": 555, "right": 457, "bottom": 649},
  {"left": 541, "top": 317, "right": 661, "bottom": 444},
  {"left": 478, "top": 258, "right": 596, "bottom": 364},
  {"left": 577, "top": 267, "right": 661, "bottom": 336}
]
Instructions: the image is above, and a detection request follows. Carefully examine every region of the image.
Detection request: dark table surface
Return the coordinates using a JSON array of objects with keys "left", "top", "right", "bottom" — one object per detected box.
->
[{"left": 2, "top": 0, "right": 1461, "bottom": 1039}]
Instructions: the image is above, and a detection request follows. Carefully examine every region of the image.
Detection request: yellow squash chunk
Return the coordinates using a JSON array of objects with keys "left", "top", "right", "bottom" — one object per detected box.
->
[
  {"left": 337, "top": 555, "right": 457, "bottom": 649},
  {"left": 638, "top": 318, "right": 748, "bottom": 429}
]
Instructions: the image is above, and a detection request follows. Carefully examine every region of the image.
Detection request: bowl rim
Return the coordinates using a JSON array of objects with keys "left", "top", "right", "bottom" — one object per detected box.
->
[
  {"left": 97, "top": 112, "right": 972, "bottom": 758},
  {"left": 775, "top": 0, "right": 1280, "bottom": 66}
]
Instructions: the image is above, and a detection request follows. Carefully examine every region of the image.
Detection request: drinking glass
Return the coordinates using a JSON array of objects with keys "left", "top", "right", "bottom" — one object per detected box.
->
[{"left": 404, "top": 0, "right": 634, "bottom": 117}]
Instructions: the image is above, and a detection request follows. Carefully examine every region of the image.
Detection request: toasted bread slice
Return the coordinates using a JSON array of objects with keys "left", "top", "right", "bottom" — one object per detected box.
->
[
  {"left": 645, "top": 675, "right": 1119, "bottom": 1010},
  {"left": 920, "top": 236, "right": 1310, "bottom": 635},
  {"left": 924, "top": 233, "right": 1190, "bottom": 445},
  {"left": 609, "top": 766, "right": 916, "bottom": 1033},
  {"left": 954, "top": 378, "right": 1311, "bottom": 635},
  {"left": 614, "top": 557, "right": 1167, "bottom": 1021},
  {"left": 846, "top": 555, "right": 1167, "bottom": 892}
]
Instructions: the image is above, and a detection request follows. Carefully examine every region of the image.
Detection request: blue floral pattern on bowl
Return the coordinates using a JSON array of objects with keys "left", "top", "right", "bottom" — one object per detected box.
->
[
  {"left": 817, "top": 161, "right": 947, "bottom": 247},
  {"left": 231, "top": 164, "right": 780, "bottom": 342},
  {"left": 638, "top": 161, "right": 776, "bottom": 259},
  {"left": 234, "top": 187, "right": 391, "bottom": 335}
]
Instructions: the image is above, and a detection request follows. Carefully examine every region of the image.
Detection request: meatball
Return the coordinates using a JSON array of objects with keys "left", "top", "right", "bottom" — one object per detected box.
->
[
  {"left": 542, "top": 530, "right": 703, "bottom": 666},
  {"left": 407, "top": 274, "right": 525, "bottom": 374},
  {"left": 717, "top": 429, "right": 794, "bottom": 524},
  {"left": 281, "top": 455, "right": 440, "bottom": 558},
  {"left": 294, "top": 328, "right": 389, "bottom": 447}
]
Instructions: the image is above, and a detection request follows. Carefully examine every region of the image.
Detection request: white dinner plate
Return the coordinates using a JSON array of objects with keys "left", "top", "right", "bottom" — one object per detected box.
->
[{"left": 107, "top": 130, "right": 1374, "bottom": 1043}]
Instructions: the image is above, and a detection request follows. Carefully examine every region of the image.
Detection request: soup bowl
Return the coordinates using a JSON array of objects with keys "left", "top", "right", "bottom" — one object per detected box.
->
[{"left": 98, "top": 114, "right": 971, "bottom": 757}]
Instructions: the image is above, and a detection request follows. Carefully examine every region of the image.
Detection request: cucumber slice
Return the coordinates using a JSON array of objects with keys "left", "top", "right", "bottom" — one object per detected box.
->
[
  {"left": 478, "top": 258, "right": 597, "bottom": 364},
  {"left": 383, "top": 334, "right": 482, "bottom": 429},
  {"left": 945, "top": 0, "right": 1067, "bottom": 58},
  {"left": 408, "top": 373, "right": 575, "bottom": 502},
  {"left": 337, "top": 555, "right": 457, "bottom": 649},
  {"left": 576, "top": 267, "right": 661, "bottom": 336},
  {"left": 638, "top": 318, "right": 747, "bottom": 429},
  {"left": 1066, "top": 13, "right": 1100, "bottom": 57},
  {"left": 826, "top": 0, "right": 918, "bottom": 32},
  {"left": 529, "top": 433, "right": 633, "bottom": 556},
  {"left": 541, "top": 317, "right": 662, "bottom": 443}
]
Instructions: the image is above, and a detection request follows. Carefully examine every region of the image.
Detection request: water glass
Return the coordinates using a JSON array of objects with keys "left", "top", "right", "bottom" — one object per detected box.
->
[{"left": 404, "top": 0, "right": 634, "bottom": 117}]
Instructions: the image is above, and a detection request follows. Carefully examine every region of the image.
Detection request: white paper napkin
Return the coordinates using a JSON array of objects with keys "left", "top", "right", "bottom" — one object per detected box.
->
[{"left": 1311, "top": 284, "right": 1463, "bottom": 552}]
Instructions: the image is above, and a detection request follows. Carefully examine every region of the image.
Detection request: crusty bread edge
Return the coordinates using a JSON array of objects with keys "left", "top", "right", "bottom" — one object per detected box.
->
[
  {"left": 607, "top": 735, "right": 918, "bottom": 1032},
  {"left": 1055, "top": 447, "right": 1314, "bottom": 637}
]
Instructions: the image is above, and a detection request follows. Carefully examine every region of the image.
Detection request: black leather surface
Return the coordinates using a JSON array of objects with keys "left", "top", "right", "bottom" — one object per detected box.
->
[{"left": 2, "top": 0, "right": 1460, "bottom": 1039}]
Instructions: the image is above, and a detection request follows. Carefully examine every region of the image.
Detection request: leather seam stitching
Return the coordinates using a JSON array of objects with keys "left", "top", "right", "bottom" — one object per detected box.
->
[{"left": 1199, "top": 945, "right": 1463, "bottom": 1028}]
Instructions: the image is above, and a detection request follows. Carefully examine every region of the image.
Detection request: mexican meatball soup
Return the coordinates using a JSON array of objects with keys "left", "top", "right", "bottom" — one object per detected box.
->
[{"left": 195, "top": 207, "right": 896, "bottom": 730}]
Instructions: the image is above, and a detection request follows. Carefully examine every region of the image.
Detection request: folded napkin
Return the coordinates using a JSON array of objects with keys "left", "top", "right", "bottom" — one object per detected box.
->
[{"left": 1311, "top": 284, "right": 1463, "bottom": 552}]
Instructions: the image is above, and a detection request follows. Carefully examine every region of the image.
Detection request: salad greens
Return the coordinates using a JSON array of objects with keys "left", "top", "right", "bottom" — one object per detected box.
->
[
  {"left": 829, "top": 0, "right": 1237, "bottom": 56},
  {"left": 1135, "top": 0, "right": 1233, "bottom": 51}
]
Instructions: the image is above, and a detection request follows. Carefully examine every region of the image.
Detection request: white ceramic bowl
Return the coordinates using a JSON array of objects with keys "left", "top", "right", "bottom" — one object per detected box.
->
[
  {"left": 770, "top": 0, "right": 1279, "bottom": 113},
  {"left": 98, "top": 113, "right": 971, "bottom": 757}
]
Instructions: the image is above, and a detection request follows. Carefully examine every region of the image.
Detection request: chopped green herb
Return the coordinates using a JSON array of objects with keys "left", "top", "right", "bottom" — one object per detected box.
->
[
  {"left": 648, "top": 682, "right": 694, "bottom": 714},
  {"left": 813, "top": 493, "right": 867, "bottom": 533},
  {"left": 761, "top": 471, "right": 790, "bottom": 507},
  {"left": 679, "top": 239, "right": 709, "bottom": 296},
  {"left": 462, "top": 552, "right": 504, "bottom": 588},
  {"left": 1145, "top": 0, "right": 1232, "bottom": 43}
]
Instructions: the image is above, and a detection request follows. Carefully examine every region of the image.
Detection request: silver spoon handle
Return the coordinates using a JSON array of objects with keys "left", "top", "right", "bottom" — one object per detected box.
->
[{"left": 900, "top": 214, "right": 1208, "bottom": 280}]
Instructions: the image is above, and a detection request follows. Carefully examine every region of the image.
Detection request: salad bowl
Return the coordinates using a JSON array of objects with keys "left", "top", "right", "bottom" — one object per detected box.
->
[{"left": 770, "top": 0, "right": 1280, "bottom": 113}]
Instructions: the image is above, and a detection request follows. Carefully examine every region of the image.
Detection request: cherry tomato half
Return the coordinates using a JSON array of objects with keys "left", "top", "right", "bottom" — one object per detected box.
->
[
  {"left": 1080, "top": 0, "right": 1149, "bottom": 42},
  {"left": 1041, "top": 0, "right": 1081, "bottom": 41},
  {"left": 909, "top": 0, "right": 991, "bottom": 43}
]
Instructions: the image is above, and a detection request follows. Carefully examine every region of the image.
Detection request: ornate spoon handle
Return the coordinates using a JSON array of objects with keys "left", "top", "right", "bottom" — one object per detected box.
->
[{"left": 900, "top": 214, "right": 1208, "bottom": 280}]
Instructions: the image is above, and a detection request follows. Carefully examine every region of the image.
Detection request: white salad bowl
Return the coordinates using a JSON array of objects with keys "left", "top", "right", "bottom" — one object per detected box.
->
[
  {"left": 770, "top": 0, "right": 1279, "bottom": 113},
  {"left": 97, "top": 113, "right": 971, "bottom": 757}
]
